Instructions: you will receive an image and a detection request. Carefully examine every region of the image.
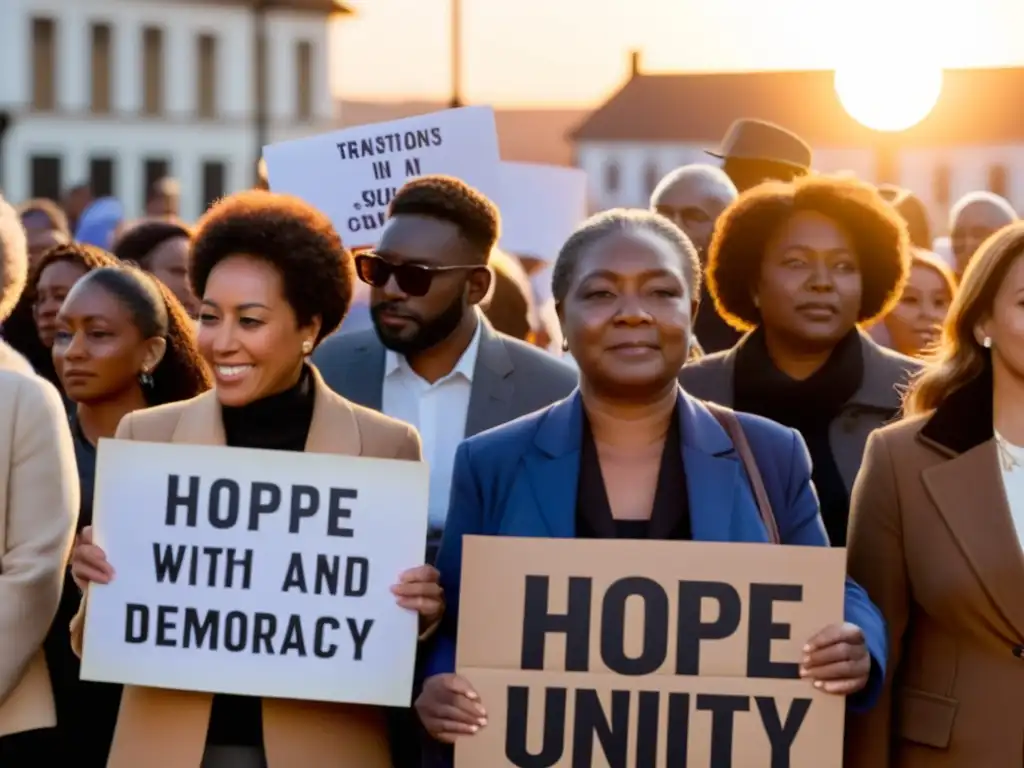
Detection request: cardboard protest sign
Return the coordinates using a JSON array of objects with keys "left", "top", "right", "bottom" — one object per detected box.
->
[
  {"left": 455, "top": 536, "right": 846, "bottom": 767},
  {"left": 262, "top": 106, "right": 501, "bottom": 248},
  {"left": 494, "top": 162, "right": 588, "bottom": 263},
  {"left": 80, "top": 440, "right": 429, "bottom": 707}
]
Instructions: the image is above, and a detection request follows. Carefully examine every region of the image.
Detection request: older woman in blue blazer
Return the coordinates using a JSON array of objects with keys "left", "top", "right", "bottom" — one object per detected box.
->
[{"left": 415, "top": 209, "right": 887, "bottom": 753}]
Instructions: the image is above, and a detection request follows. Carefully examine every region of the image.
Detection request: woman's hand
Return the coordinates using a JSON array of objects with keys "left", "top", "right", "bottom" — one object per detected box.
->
[
  {"left": 391, "top": 565, "right": 444, "bottom": 628},
  {"left": 70, "top": 526, "right": 115, "bottom": 592},
  {"left": 800, "top": 622, "right": 871, "bottom": 695},
  {"left": 415, "top": 673, "right": 487, "bottom": 743}
]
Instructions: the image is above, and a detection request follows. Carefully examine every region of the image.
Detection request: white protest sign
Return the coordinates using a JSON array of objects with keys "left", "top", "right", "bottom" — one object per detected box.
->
[
  {"left": 494, "top": 162, "right": 588, "bottom": 263},
  {"left": 263, "top": 106, "right": 502, "bottom": 248},
  {"left": 80, "top": 439, "right": 430, "bottom": 708}
]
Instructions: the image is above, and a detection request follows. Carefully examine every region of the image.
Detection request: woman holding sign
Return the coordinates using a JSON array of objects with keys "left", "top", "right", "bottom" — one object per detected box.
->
[
  {"left": 417, "top": 209, "right": 887, "bottom": 756},
  {"left": 70, "top": 191, "right": 444, "bottom": 768},
  {"left": 846, "top": 222, "right": 1024, "bottom": 767}
]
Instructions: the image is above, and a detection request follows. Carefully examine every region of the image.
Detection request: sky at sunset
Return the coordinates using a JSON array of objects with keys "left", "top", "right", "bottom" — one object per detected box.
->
[{"left": 332, "top": 0, "right": 1024, "bottom": 106}]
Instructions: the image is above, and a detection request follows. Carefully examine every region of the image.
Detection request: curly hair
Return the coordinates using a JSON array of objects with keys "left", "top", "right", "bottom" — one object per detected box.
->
[
  {"left": 0, "top": 194, "right": 28, "bottom": 323},
  {"left": 706, "top": 175, "right": 910, "bottom": 331},
  {"left": 551, "top": 208, "right": 701, "bottom": 306},
  {"left": 113, "top": 219, "right": 193, "bottom": 268},
  {"left": 388, "top": 175, "right": 500, "bottom": 261},
  {"left": 27, "top": 242, "right": 119, "bottom": 301},
  {"left": 189, "top": 190, "right": 353, "bottom": 344},
  {"left": 17, "top": 198, "right": 70, "bottom": 236},
  {"left": 77, "top": 266, "right": 211, "bottom": 405}
]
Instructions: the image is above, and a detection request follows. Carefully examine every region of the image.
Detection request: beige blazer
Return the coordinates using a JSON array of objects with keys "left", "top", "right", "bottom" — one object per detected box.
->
[
  {"left": 0, "top": 365, "right": 80, "bottom": 738},
  {"left": 70, "top": 367, "right": 423, "bottom": 768},
  {"left": 846, "top": 384, "right": 1024, "bottom": 767}
]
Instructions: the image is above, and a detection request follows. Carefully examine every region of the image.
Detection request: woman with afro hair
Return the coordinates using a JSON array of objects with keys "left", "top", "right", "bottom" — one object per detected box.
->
[{"left": 680, "top": 174, "right": 921, "bottom": 547}]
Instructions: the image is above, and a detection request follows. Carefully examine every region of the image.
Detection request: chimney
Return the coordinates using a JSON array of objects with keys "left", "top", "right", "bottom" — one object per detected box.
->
[{"left": 629, "top": 50, "right": 641, "bottom": 77}]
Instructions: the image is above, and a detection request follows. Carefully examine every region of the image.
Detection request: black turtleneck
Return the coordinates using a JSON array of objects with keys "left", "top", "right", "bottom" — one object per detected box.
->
[{"left": 205, "top": 366, "right": 315, "bottom": 748}]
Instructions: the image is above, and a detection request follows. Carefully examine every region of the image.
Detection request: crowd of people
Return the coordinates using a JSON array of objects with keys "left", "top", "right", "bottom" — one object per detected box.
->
[{"left": 0, "top": 115, "right": 1021, "bottom": 767}]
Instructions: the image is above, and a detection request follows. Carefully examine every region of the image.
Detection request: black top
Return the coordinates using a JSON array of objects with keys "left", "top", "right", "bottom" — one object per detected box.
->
[
  {"left": 733, "top": 327, "right": 863, "bottom": 546},
  {"left": 575, "top": 405, "right": 692, "bottom": 541},
  {"left": 693, "top": 283, "right": 742, "bottom": 355},
  {"left": 206, "top": 367, "right": 316, "bottom": 748}
]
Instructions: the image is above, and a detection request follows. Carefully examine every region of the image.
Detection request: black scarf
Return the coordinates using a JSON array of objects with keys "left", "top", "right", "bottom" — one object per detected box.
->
[{"left": 733, "top": 328, "right": 863, "bottom": 546}]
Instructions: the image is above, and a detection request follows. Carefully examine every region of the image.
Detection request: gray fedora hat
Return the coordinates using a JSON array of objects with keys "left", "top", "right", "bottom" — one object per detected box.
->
[{"left": 706, "top": 118, "right": 812, "bottom": 171}]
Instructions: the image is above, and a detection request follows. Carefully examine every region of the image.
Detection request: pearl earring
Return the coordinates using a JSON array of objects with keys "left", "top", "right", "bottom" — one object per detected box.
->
[
  {"left": 301, "top": 340, "right": 313, "bottom": 355},
  {"left": 983, "top": 337, "right": 993, "bottom": 349}
]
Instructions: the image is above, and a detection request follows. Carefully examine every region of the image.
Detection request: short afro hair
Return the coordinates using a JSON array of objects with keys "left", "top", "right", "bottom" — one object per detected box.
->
[
  {"left": 113, "top": 218, "right": 193, "bottom": 268},
  {"left": 707, "top": 175, "right": 910, "bottom": 331},
  {"left": 0, "top": 195, "right": 28, "bottom": 322},
  {"left": 388, "top": 175, "right": 500, "bottom": 261},
  {"left": 189, "top": 190, "right": 353, "bottom": 344},
  {"left": 17, "top": 198, "right": 70, "bottom": 236},
  {"left": 552, "top": 208, "right": 701, "bottom": 306}
]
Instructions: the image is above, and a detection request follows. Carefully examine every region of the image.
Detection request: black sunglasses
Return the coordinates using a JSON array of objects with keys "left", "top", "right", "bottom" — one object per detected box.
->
[{"left": 355, "top": 253, "right": 480, "bottom": 297}]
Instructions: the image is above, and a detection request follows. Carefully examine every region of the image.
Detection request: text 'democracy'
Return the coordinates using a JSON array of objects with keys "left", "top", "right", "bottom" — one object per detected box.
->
[{"left": 80, "top": 439, "right": 429, "bottom": 707}]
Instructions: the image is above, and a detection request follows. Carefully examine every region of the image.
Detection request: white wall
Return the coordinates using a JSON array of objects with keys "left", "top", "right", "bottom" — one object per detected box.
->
[{"left": 1, "top": 0, "right": 339, "bottom": 219}]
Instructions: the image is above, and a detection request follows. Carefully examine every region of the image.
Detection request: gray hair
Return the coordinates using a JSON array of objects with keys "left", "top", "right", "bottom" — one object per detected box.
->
[
  {"left": 551, "top": 208, "right": 701, "bottom": 305},
  {"left": 0, "top": 194, "right": 28, "bottom": 323},
  {"left": 649, "top": 164, "right": 737, "bottom": 209},
  {"left": 949, "top": 191, "right": 1018, "bottom": 230}
]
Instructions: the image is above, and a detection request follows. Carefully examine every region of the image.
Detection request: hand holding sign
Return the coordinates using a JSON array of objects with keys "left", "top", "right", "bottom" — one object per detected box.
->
[
  {"left": 799, "top": 622, "right": 871, "bottom": 695},
  {"left": 391, "top": 564, "right": 444, "bottom": 630},
  {"left": 416, "top": 673, "right": 488, "bottom": 743},
  {"left": 72, "top": 526, "right": 114, "bottom": 590}
]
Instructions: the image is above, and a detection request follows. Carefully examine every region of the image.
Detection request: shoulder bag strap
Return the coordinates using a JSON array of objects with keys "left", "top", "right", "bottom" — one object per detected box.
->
[{"left": 704, "top": 402, "right": 781, "bottom": 544}]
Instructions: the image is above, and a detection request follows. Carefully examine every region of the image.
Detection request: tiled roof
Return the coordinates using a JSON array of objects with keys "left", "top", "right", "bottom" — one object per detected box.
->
[{"left": 570, "top": 67, "right": 1024, "bottom": 146}]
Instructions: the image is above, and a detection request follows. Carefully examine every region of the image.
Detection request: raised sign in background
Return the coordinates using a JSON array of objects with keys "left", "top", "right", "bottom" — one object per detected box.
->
[
  {"left": 455, "top": 535, "right": 847, "bottom": 767},
  {"left": 80, "top": 439, "right": 429, "bottom": 708}
]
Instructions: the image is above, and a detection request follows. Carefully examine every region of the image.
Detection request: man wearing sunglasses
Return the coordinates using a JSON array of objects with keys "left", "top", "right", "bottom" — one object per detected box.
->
[{"left": 315, "top": 176, "right": 578, "bottom": 566}]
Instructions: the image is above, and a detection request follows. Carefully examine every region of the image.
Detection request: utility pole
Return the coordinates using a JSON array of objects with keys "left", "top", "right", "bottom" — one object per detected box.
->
[
  {"left": 253, "top": 0, "right": 269, "bottom": 184},
  {"left": 449, "top": 0, "right": 462, "bottom": 108}
]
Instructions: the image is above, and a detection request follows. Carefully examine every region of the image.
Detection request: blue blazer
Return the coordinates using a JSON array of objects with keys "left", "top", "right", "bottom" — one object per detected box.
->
[{"left": 425, "top": 388, "right": 887, "bottom": 712}]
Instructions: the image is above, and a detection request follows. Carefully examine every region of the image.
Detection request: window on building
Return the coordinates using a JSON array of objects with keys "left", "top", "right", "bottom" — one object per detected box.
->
[
  {"left": 202, "top": 161, "right": 227, "bottom": 211},
  {"left": 30, "top": 155, "right": 62, "bottom": 200},
  {"left": 604, "top": 161, "right": 620, "bottom": 194},
  {"left": 644, "top": 162, "right": 661, "bottom": 197},
  {"left": 933, "top": 164, "right": 951, "bottom": 209},
  {"left": 142, "top": 27, "right": 164, "bottom": 115},
  {"left": 988, "top": 164, "right": 1009, "bottom": 198},
  {"left": 295, "top": 41, "right": 313, "bottom": 121},
  {"left": 197, "top": 33, "right": 217, "bottom": 119},
  {"left": 89, "top": 157, "right": 115, "bottom": 198},
  {"left": 90, "top": 23, "right": 113, "bottom": 113},
  {"left": 31, "top": 17, "right": 56, "bottom": 111},
  {"left": 143, "top": 158, "right": 170, "bottom": 207}
]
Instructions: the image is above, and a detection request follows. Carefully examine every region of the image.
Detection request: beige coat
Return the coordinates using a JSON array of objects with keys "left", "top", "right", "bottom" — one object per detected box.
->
[
  {"left": 846, "top": 377, "right": 1024, "bottom": 767},
  {"left": 70, "top": 367, "right": 423, "bottom": 768},
  {"left": 0, "top": 357, "right": 80, "bottom": 738}
]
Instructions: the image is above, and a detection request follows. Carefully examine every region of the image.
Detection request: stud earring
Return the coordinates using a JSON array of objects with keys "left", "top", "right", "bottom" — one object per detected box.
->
[
  {"left": 752, "top": 295, "right": 760, "bottom": 309},
  {"left": 139, "top": 369, "right": 154, "bottom": 387},
  {"left": 983, "top": 337, "right": 993, "bottom": 349},
  {"left": 301, "top": 339, "right": 313, "bottom": 356},
  {"left": 561, "top": 338, "right": 569, "bottom": 353}
]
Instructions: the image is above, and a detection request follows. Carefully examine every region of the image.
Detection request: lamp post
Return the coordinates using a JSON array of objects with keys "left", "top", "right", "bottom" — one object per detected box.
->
[{"left": 449, "top": 0, "right": 462, "bottom": 108}]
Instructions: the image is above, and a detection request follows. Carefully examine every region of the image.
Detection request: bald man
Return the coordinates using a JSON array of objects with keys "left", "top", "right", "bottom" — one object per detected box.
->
[
  {"left": 950, "top": 191, "right": 1018, "bottom": 276},
  {"left": 651, "top": 164, "right": 741, "bottom": 354}
]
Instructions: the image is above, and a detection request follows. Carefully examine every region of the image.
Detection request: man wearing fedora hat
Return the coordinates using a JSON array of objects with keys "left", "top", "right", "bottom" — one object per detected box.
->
[{"left": 708, "top": 118, "right": 812, "bottom": 193}]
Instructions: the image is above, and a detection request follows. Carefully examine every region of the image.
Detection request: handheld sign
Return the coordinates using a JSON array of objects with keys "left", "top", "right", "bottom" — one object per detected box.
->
[
  {"left": 263, "top": 106, "right": 502, "bottom": 248},
  {"left": 455, "top": 536, "right": 846, "bottom": 767},
  {"left": 80, "top": 440, "right": 429, "bottom": 708},
  {"left": 494, "top": 162, "right": 588, "bottom": 263}
]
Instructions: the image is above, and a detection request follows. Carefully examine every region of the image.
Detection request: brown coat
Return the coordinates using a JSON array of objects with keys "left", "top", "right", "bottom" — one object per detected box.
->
[
  {"left": 0, "top": 360, "right": 80, "bottom": 738},
  {"left": 845, "top": 374, "right": 1024, "bottom": 767},
  {"left": 70, "top": 367, "right": 423, "bottom": 768}
]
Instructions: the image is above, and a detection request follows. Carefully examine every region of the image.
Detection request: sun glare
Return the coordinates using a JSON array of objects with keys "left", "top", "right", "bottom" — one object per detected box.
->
[{"left": 834, "top": 62, "right": 944, "bottom": 132}]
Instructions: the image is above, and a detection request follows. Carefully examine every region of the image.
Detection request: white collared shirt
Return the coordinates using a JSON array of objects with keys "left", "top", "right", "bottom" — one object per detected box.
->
[{"left": 382, "top": 321, "right": 482, "bottom": 530}]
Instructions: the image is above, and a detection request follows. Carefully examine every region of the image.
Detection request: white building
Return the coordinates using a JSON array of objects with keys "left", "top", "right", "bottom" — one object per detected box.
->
[
  {"left": 0, "top": 0, "right": 350, "bottom": 220},
  {"left": 572, "top": 53, "right": 1024, "bottom": 233}
]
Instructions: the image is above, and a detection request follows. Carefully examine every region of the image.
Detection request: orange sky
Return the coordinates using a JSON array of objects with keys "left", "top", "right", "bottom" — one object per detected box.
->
[{"left": 331, "top": 0, "right": 1022, "bottom": 107}]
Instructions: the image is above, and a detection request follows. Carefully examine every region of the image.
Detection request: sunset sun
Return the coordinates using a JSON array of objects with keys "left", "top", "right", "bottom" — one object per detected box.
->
[{"left": 834, "top": 62, "right": 944, "bottom": 132}]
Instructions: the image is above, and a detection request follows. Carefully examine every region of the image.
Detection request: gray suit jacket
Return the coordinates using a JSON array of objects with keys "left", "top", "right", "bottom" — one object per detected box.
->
[
  {"left": 679, "top": 331, "right": 922, "bottom": 493},
  {"left": 312, "top": 318, "right": 579, "bottom": 438}
]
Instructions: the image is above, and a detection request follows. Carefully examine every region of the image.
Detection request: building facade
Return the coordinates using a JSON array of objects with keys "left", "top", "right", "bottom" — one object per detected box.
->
[
  {"left": 572, "top": 54, "right": 1024, "bottom": 233},
  {"left": 0, "top": 0, "right": 349, "bottom": 220}
]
